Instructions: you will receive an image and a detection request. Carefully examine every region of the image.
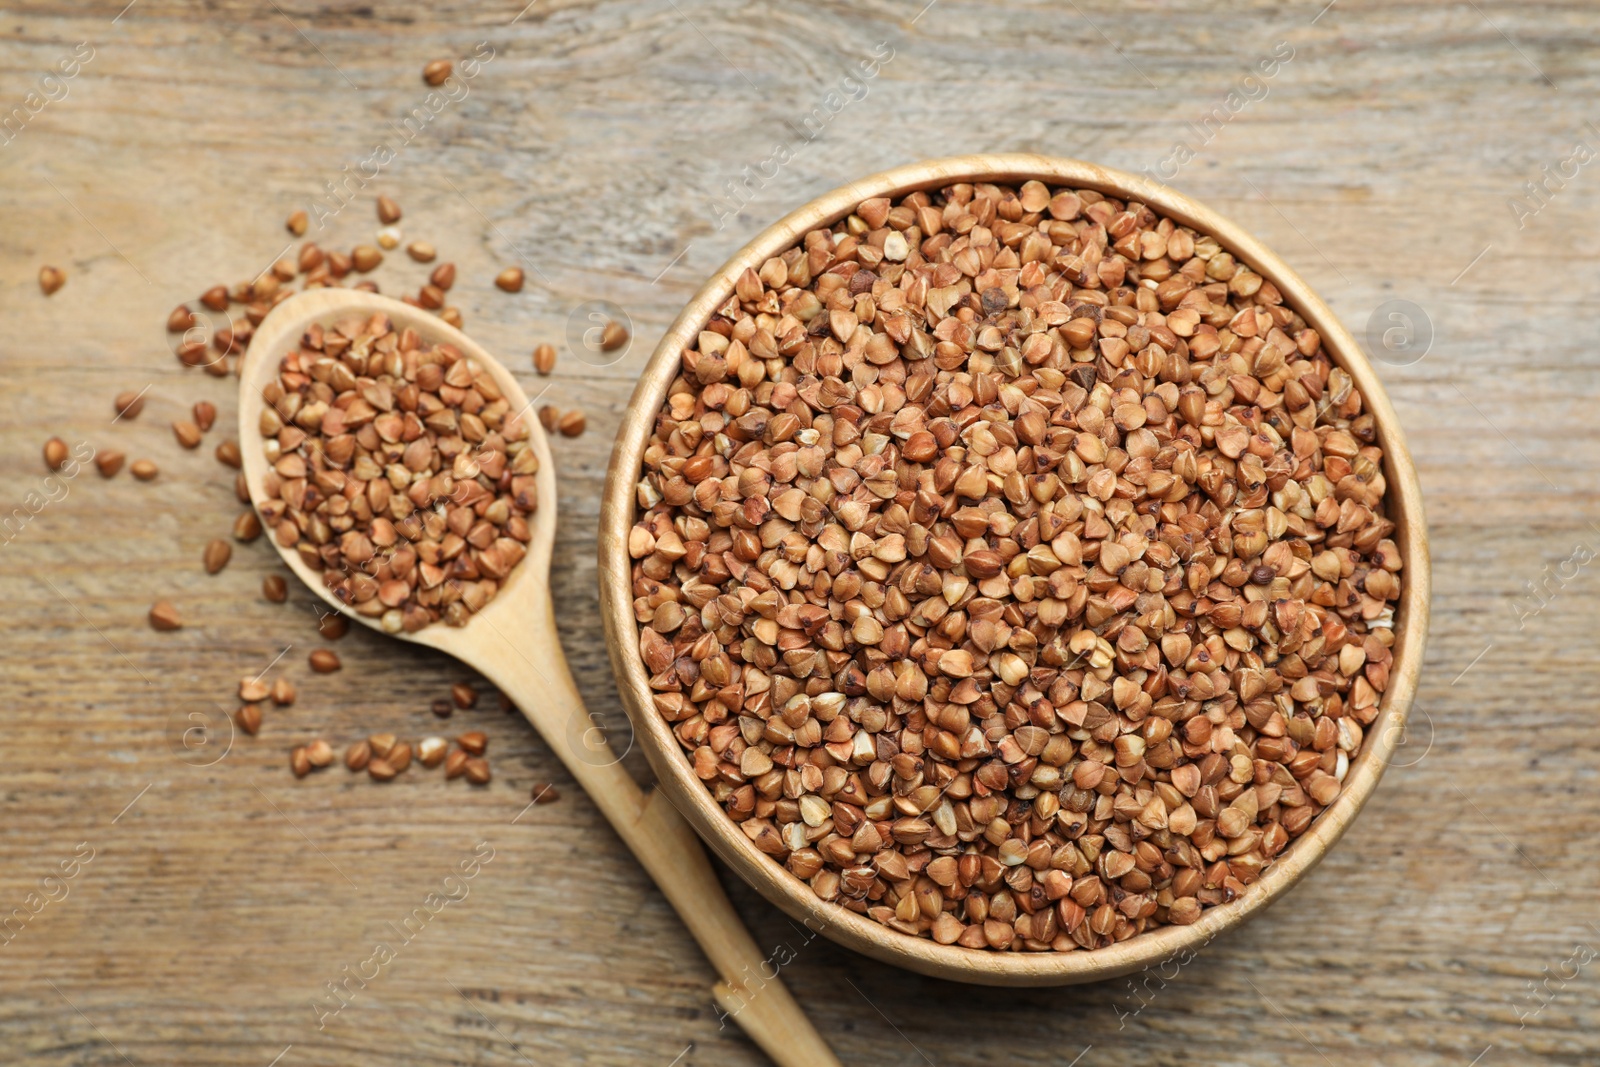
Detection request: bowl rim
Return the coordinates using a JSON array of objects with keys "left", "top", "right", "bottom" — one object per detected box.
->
[{"left": 598, "top": 154, "right": 1430, "bottom": 986}]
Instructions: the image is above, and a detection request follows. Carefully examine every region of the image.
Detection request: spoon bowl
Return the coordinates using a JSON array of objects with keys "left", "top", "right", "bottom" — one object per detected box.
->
[
  {"left": 240, "top": 289, "right": 841, "bottom": 1067},
  {"left": 239, "top": 291, "right": 557, "bottom": 665}
]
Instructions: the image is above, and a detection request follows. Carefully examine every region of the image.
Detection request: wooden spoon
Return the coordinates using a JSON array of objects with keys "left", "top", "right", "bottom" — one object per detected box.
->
[{"left": 240, "top": 289, "right": 841, "bottom": 1067}]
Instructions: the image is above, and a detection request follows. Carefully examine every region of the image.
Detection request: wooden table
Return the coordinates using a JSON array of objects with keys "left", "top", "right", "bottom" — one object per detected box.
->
[{"left": 2, "top": 2, "right": 1594, "bottom": 1064}]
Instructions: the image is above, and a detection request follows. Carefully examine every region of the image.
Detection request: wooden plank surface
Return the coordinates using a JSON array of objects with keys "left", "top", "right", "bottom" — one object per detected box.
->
[{"left": 1, "top": 2, "right": 1596, "bottom": 1064}]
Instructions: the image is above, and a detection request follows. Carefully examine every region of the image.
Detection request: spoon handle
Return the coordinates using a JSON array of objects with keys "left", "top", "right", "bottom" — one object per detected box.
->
[{"left": 461, "top": 610, "right": 842, "bottom": 1067}]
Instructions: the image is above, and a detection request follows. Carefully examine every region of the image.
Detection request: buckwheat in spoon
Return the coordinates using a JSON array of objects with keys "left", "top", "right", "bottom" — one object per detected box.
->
[{"left": 240, "top": 289, "right": 841, "bottom": 1067}]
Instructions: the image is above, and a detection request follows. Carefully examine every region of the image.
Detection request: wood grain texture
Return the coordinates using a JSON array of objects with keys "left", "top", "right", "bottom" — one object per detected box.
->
[{"left": 0, "top": 1, "right": 1595, "bottom": 1064}]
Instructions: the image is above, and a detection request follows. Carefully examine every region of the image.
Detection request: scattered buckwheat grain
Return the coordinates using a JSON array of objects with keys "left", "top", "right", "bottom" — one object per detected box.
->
[
  {"left": 203, "top": 538, "right": 232, "bottom": 574},
  {"left": 533, "top": 343, "right": 556, "bottom": 375},
  {"left": 115, "top": 390, "right": 147, "bottom": 419},
  {"left": 233, "top": 511, "right": 263, "bottom": 541},
  {"left": 346, "top": 740, "right": 372, "bottom": 770},
  {"left": 600, "top": 321, "right": 628, "bottom": 352},
  {"left": 418, "top": 736, "right": 448, "bottom": 767},
  {"left": 557, "top": 410, "right": 586, "bottom": 438},
  {"left": 236, "top": 704, "right": 262, "bottom": 736}
]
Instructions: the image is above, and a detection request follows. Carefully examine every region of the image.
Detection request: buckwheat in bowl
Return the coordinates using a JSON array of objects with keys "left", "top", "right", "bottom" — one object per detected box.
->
[{"left": 599, "top": 156, "right": 1429, "bottom": 985}]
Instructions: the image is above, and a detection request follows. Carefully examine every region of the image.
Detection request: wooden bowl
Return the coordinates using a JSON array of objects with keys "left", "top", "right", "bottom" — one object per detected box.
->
[{"left": 599, "top": 155, "right": 1430, "bottom": 986}]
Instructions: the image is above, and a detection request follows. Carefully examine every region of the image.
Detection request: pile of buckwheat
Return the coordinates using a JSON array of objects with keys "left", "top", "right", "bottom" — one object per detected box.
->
[
  {"left": 628, "top": 181, "right": 1402, "bottom": 952},
  {"left": 257, "top": 312, "right": 538, "bottom": 632}
]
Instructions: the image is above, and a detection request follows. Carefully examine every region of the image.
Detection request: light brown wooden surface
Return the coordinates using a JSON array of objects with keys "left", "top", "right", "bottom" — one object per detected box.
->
[{"left": 0, "top": 2, "right": 1594, "bottom": 1065}]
